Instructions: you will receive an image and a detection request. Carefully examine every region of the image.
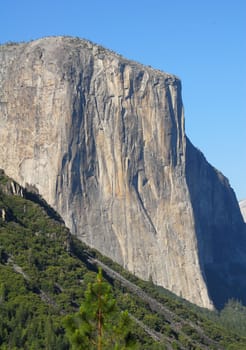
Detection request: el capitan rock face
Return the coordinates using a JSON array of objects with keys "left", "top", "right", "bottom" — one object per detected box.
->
[{"left": 0, "top": 36, "right": 245, "bottom": 309}]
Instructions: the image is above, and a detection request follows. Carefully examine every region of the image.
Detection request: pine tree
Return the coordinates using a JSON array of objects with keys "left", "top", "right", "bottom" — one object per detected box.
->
[{"left": 63, "top": 268, "right": 138, "bottom": 349}]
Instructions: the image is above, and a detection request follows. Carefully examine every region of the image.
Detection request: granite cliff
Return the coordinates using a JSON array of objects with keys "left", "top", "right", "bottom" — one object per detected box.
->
[{"left": 0, "top": 36, "right": 245, "bottom": 309}]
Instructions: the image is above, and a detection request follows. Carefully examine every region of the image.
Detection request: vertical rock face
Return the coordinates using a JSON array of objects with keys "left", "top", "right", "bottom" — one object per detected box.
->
[
  {"left": 186, "top": 140, "right": 246, "bottom": 309},
  {"left": 0, "top": 37, "right": 245, "bottom": 309}
]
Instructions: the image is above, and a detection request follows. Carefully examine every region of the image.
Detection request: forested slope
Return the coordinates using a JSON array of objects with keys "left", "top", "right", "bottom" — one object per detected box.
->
[{"left": 0, "top": 169, "right": 246, "bottom": 349}]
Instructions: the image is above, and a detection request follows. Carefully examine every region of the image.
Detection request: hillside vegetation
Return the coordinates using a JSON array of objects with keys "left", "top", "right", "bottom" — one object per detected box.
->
[{"left": 0, "top": 169, "right": 246, "bottom": 349}]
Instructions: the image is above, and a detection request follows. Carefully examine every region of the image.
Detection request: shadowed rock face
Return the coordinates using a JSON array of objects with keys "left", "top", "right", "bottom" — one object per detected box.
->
[
  {"left": 0, "top": 36, "right": 245, "bottom": 309},
  {"left": 185, "top": 140, "right": 246, "bottom": 309}
]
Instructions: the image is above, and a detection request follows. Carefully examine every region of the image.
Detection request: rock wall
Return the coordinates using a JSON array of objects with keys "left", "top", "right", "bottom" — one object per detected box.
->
[
  {"left": 186, "top": 140, "right": 246, "bottom": 309},
  {"left": 0, "top": 37, "right": 245, "bottom": 309}
]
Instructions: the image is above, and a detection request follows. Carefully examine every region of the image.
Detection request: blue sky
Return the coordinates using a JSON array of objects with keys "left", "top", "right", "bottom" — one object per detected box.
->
[{"left": 1, "top": 0, "right": 245, "bottom": 200}]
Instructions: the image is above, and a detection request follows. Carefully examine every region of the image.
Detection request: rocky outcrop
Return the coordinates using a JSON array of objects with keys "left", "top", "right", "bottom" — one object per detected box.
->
[{"left": 0, "top": 36, "right": 245, "bottom": 309}]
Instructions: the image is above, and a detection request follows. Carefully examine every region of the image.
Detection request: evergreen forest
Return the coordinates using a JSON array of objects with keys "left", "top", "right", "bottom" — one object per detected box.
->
[{"left": 0, "top": 169, "right": 246, "bottom": 349}]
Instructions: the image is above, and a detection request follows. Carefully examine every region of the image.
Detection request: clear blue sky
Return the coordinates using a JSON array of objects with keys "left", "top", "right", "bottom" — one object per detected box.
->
[{"left": 1, "top": 0, "right": 245, "bottom": 200}]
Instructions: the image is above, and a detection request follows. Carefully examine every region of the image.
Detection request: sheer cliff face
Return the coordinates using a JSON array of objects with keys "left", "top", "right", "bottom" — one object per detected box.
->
[
  {"left": 0, "top": 37, "right": 245, "bottom": 309},
  {"left": 186, "top": 140, "right": 246, "bottom": 309}
]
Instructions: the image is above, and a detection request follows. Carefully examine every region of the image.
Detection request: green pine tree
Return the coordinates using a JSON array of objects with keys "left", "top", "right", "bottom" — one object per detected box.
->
[{"left": 63, "top": 268, "right": 139, "bottom": 350}]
